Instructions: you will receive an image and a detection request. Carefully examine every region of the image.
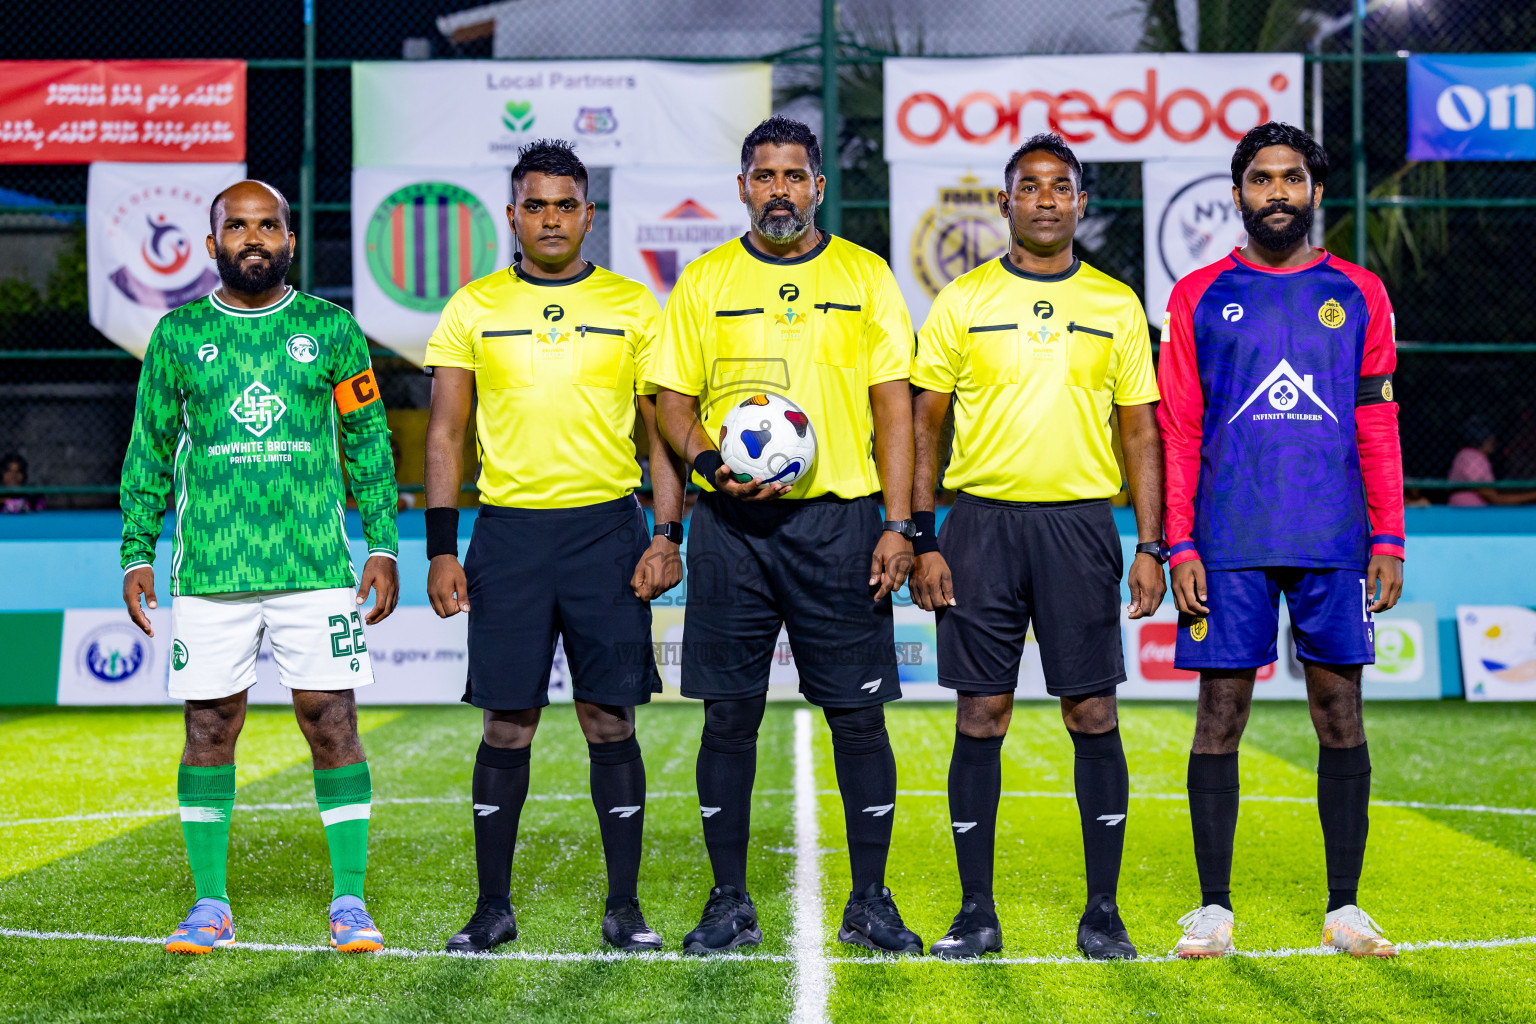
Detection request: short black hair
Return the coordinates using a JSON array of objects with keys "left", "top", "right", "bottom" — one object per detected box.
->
[
  {"left": 510, "top": 139, "right": 589, "bottom": 199},
  {"left": 209, "top": 180, "right": 290, "bottom": 234},
  {"left": 1231, "top": 121, "right": 1329, "bottom": 187},
  {"left": 1004, "top": 132, "right": 1082, "bottom": 192},
  {"left": 740, "top": 116, "right": 822, "bottom": 178}
]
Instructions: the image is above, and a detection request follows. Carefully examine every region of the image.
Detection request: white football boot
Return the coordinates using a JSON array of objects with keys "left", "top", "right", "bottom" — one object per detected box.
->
[
  {"left": 1173, "top": 904, "right": 1235, "bottom": 958},
  {"left": 1322, "top": 905, "right": 1397, "bottom": 957}
]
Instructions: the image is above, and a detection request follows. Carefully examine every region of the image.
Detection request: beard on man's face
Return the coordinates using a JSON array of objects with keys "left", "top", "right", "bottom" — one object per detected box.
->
[
  {"left": 216, "top": 242, "right": 293, "bottom": 294},
  {"left": 1240, "top": 196, "right": 1315, "bottom": 252},
  {"left": 751, "top": 196, "right": 814, "bottom": 243}
]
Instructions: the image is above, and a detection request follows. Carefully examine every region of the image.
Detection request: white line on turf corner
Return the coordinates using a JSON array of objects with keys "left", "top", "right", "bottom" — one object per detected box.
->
[{"left": 790, "top": 707, "right": 829, "bottom": 1024}]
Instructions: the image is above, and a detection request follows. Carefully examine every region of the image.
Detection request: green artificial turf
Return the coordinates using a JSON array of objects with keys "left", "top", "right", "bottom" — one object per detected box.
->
[{"left": 1, "top": 701, "right": 1532, "bottom": 1023}]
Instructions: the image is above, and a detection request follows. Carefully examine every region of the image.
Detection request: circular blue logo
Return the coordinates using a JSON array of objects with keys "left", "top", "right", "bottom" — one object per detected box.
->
[{"left": 79, "top": 624, "right": 150, "bottom": 683}]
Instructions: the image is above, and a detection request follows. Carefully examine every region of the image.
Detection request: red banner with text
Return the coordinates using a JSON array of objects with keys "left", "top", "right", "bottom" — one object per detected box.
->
[{"left": 0, "top": 60, "right": 245, "bottom": 164}]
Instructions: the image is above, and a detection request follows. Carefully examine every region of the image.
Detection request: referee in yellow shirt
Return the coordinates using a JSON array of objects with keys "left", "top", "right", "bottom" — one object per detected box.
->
[
  {"left": 910, "top": 133, "right": 1167, "bottom": 961},
  {"left": 650, "top": 117, "right": 922, "bottom": 955},
  {"left": 421, "top": 141, "right": 687, "bottom": 954}
]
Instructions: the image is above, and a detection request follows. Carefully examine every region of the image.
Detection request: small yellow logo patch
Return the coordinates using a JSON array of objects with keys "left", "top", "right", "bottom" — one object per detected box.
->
[
  {"left": 1318, "top": 298, "right": 1346, "bottom": 329},
  {"left": 1381, "top": 379, "right": 1393, "bottom": 402},
  {"left": 1190, "top": 618, "right": 1208, "bottom": 642}
]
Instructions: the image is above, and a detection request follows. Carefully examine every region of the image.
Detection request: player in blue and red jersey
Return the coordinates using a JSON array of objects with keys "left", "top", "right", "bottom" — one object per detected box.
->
[{"left": 1157, "top": 122, "right": 1404, "bottom": 959}]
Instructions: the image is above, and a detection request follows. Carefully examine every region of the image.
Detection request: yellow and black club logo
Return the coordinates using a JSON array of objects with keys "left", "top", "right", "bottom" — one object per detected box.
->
[
  {"left": 1189, "top": 617, "right": 1208, "bottom": 642},
  {"left": 1381, "top": 379, "right": 1394, "bottom": 402},
  {"left": 1318, "top": 298, "right": 1346, "bottom": 329},
  {"left": 910, "top": 176, "right": 1008, "bottom": 299}
]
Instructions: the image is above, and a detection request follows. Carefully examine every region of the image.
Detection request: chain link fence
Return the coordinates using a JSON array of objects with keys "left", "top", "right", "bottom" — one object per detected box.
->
[{"left": 3, "top": 0, "right": 1534, "bottom": 507}]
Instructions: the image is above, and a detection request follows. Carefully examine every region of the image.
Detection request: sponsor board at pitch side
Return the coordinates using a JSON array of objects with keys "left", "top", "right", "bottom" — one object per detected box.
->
[
  {"left": 1408, "top": 54, "right": 1536, "bottom": 162},
  {"left": 1458, "top": 605, "right": 1536, "bottom": 701}
]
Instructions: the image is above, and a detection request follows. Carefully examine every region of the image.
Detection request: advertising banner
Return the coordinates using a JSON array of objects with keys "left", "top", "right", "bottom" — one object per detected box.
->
[
  {"left": 350, "top": 166, "right": 512, "bottom": 365},
  {"left": 0, "top": 60, "right": 245, "bottom": 164},
  {"left": 86, "top": 160, "right": 246, "bottom": 359},
  {"left": 1141, "top": 160, "right": 1246, "bottom": 333},
  {"left": 1408, "top": 54, "right": 1536, "bottom": 161},
  {"left": 1457, "top": 605, "right": 1536, "bottom": 701},
  {"left": 57, "top": 607, "right": 174, "bottom": 706},
  {"left": 351, "top": 61, "right": 771, "bottom": 169},
  {"left": 608, "top": 165, "right": 750, "bottom": 307},
  {"left": 884, "top": 54, "right": 1302, "bottom": 164},
  {"left": 888, "top": 163, "right": 1010, "bottom": 327}
]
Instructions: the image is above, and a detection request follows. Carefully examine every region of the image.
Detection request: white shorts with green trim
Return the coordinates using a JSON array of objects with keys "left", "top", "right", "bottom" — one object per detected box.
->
[{"left": 168, "top": 588, "right": 375, "bottom": 701}]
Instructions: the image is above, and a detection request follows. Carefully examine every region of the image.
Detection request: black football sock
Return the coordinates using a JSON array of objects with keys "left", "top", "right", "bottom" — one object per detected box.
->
[
  {"left": 948, "top": 730, "right": 1004, "bottom": 901},
  {"left": 1318, "top": 742, "right": 1371, "bottom": 912},
  {"left": 826, "top": 704, "right": 897, "bottom": 894},
  {"left": 473, "top": 740, "right": 531, "bottom": 910},
  {"left": 696, "top": 696, "right": 765, "bottom": 894},
  {"left": 1188, "top": 751, "right": 1240, "bottom": 911},
  {"left": 589, "top": 734, "right": 645, "bottom": 908},
  {"left": 1069, "top": 727, "right": 1129, "bottom": 905}
]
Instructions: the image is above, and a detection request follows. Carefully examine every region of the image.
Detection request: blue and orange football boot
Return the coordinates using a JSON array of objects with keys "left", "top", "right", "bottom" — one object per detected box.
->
[
  {"left": 164, "top": 897, "right": 236, "bottom": 954},
  {"left": 329, "top": 895, "right": 384, "bottom": 953}
]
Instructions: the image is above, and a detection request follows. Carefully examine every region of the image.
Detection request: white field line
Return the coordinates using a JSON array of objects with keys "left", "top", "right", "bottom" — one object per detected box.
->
[
  {"left": 1, "top": 926, "right": 1532, "bottom": 966},
  {"left": 790, "top": 707, "right": 829, "bottom": 1024}
]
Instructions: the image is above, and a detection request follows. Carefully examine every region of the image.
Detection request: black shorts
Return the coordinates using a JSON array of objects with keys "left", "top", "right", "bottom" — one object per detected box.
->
[
  {"left": 680, "top": 491, "right": 899, "bottom": 708},
  {"left": 936, "top": 494, "right": 1126, "bottom": 698},
  {"left": 463, "top": 496, "right": 661, "bottom": 710}
]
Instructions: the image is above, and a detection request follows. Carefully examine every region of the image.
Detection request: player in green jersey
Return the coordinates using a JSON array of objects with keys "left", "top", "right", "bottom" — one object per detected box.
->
[{"left": 119, "top": 180, "right": 400, "bottom": 954}]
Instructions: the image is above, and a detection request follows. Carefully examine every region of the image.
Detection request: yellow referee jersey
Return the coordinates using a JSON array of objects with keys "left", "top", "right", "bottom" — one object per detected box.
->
[
  {"left": 424, "top": 262, "right": 659, "bottom": 509},
  {"left": 648, "top": 232, "right": 913, "bottom": 499},
  {"left": 911, "top": 257, "right": 1159, "bottom": 502}
]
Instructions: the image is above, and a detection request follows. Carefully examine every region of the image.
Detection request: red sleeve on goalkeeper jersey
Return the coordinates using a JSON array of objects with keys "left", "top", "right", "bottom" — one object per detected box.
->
[{"left": 1335, "top": 259, "right": 1405, "bottom": 560}]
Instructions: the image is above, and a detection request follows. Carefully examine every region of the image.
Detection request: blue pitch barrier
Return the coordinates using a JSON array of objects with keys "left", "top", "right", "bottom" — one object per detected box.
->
[{"left": 4, "top": 505, "right": 1536, "bottom": 699}]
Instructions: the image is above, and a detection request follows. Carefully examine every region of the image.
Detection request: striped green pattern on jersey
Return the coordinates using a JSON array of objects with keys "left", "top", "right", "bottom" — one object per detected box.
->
[{"left": 120, "top": 289, "right": 398, "bottom": 596}]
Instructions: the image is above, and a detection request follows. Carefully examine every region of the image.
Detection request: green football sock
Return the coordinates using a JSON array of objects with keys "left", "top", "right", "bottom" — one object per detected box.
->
[
  {"left": 314, "top": 761, "right": 372, "bottom": 900},
  {"left": 177, "top": 764, "right": 235, "bottom": 903}
]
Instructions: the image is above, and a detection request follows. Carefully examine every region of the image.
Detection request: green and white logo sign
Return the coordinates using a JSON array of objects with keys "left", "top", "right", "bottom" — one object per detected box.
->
[
  {"left": 502, "top": 100, "right": 535, "bottom": 133},
  {"left": 171, "top": 639, "right": 189, "bottom": 671},
  {"left": 1372, "top": 621, "right": 1423, "bottom": 680},
  {"left": 364, "top": 182, "right": 499, "bottom": 314}
]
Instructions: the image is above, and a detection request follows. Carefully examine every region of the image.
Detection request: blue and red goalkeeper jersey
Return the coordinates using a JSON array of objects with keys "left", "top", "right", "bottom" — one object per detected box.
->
[{"left": 1157, "top": 248, "right": 1405, "bottom": 572}]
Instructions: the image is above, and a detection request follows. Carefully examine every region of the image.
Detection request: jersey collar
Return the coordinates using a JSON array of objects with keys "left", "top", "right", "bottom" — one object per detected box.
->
[
  {"left": 208, "top": 286, "right": 296, "bottom": 318},
  {"left": 738, "top": 230, "right": 832, "bottom": 266},
  {"left": 1229, "top": 246, "right": 1331, "bottom": 274},
  {"left": 998, "top": 255, "right": 1080, "bottom": 283},
  {"left": 512, "top": 259, "right": 596, "bottom": 287}
]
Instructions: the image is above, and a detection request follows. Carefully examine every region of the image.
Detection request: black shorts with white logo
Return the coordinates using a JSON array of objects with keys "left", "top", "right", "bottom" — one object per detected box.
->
[
  {"left": 463, "top": 496, "right": 661, "bottom": 710},
  {"left": 680, "top": 491, "right": 900, "bottom": 708},
  {"left": 936, "top": 494, "right": 1126, "bottom": 698}
]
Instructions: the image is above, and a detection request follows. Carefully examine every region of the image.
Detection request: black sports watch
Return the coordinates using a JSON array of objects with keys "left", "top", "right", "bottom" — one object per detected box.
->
[
  {"left": 1135, "top": 540, "right": 1171, "bottom": 564},
  {"left": 883, "top": 519, "right": 918, "bottom": 540},
  {"left": 653, "top": 521, "right": 684, "bottom": 545}
]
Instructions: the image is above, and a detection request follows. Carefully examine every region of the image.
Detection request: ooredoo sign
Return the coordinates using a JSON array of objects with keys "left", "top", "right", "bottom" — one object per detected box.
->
[{"left": 884, "top": 54, "right": 1303, "bottom": 163}]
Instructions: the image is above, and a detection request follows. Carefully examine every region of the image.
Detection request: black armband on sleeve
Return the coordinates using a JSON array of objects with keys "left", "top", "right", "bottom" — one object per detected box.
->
[
  {"left": 425, "top": 506, "right": 459, "bottom": 559},
  {"left": 1358, "top": 373, "right": 1395, "bottom": 406},
  {"left": 912, "top": 510, "right": 940, "bottom": 556},
  {"left": 693, "top": 449, "right": 724, "bottom": 484}
]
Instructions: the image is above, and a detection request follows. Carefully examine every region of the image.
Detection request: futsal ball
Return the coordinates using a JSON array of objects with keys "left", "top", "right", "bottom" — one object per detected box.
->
[{"left": 718, "top": 393, "right": 817, "bottom": 486}]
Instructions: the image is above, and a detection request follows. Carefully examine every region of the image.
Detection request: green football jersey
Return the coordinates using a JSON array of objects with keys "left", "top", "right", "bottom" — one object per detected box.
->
[{"left": 120, "top": 287, "right": 399, "bottom": 596}]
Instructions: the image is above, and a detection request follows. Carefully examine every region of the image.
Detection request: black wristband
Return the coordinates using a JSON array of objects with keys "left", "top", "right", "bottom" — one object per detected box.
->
[
  {"left": 912, "top": 510, "right": 939, "bottom": 556},
  {"left": 693, "top": 448, "right": 724, "bottom": 484},
  {"left": 425, "top": 506, "right": 459, "bottom": 559}
]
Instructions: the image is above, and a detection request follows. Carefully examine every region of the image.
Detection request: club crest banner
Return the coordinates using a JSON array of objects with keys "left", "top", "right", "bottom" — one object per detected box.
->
[
  {"left": 889, "top": 163, "right": 1010, "bottom": 327},
  {"left": 608, "top": 165, "right": 750, "bottom": 306},
  {"left": 1141, "top": 160, "right": 1246, "bottom": 334},
  {"left": 351, "top": 61, "right": 771, "bottom": 169},
  {"left": 350, "top": 166, "right": 512, "bottom": 365},
  {"left": 86, "top": 161, "right": 246, "bottom": 359}
]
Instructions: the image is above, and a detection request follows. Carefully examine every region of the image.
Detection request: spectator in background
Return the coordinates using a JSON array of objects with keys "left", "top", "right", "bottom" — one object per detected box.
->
[
  {"left": 1, "top": 454, "right": 44, "bottom": 513},
  {"left": 1448, "top": 417, "right": 1536, "bottom": 506},
  {"left": 1503, "top": 408, "right": 1536, "bottom": 482}
]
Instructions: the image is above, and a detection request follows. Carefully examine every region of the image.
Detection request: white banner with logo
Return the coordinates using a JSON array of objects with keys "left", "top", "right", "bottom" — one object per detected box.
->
[
  {"left": 884, "top": 54, "right": 1303, "bottom": 164},
  {"left": 350, "top": 166, "right": 513, "bottom": 365},
  {"left": 58, "top": 607, "right": 174, "bottom": 705},
  {"left": 351, "top": 61, "right": 771, "bottom": 169},
  {"left": 86, "top": 161, "right": 246, "bottom": 359},
  {"left": 1141, "top": 160, "right": 1247, "bottom": 334},
  {"left": 889, "top": 162, "right": 1010, "bottom": 327},
  {"left": 1457, "top": 605, "right": 1536, "bottom": 701},
  {"left": 607, "top": 165, "right": 750, "bottom": 306}
]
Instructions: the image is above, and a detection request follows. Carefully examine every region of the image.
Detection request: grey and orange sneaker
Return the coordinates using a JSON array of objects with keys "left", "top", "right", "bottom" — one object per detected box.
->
[
  {"left": 1322, "top": 905, "right": 1397, "bottom": 957},
  {"left": 329, "top": 895, "right": 384, "bottom": 953},
  {"left": 1173, "top": 905, "right": 1235, "bottom": 959},
  {"left": 164, "top": 897, "right": 235, "bottom": 954}
]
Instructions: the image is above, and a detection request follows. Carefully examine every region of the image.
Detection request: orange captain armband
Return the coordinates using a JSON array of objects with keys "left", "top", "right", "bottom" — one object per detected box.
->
[{"left": 335, "top": 368, "right": 380, "bottom": 414}]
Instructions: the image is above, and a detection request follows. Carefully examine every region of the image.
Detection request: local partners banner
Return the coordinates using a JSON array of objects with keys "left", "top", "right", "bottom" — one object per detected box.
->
[
  {"left": 1141, "top": 160, "right": 1247, "bottom": 334},
  {"left": 86, "top": 160, "right": 246, "bottom": 359},
  {"left": 1457, "top": 605, "right": 1536, "bottom": 701},
  {"left": 350, "top": 166, "right": 512, "bottom": 365},
  {"left": 885, "top": 54, "right": 1302, "bottom": 164},
  {"left": 888, "top": 163, "right": 1010, "bottom": 327},
  {"left": 608, "top": 165, "right": 750, "bottom": 306},
  {"left": 352, "top": 61, "right": 770, "bottom": 169}
]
